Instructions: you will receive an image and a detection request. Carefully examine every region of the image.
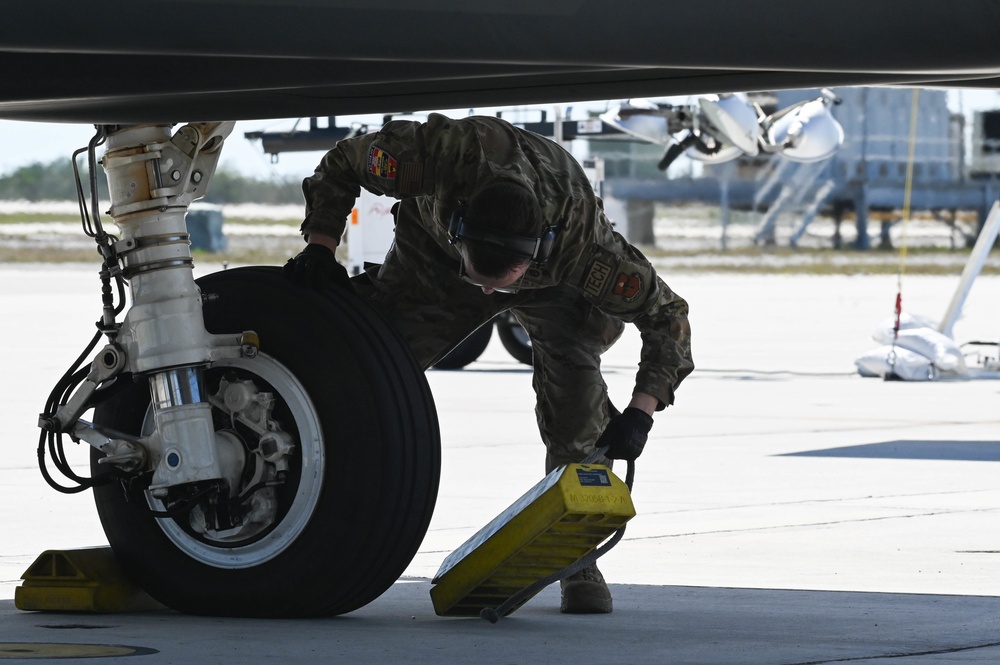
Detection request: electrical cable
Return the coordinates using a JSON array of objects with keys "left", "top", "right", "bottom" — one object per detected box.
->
[
  {"left": 72, "top": 146, "right": 94, "bottom": 237},
  {"left": 36, "top": 330, "right": 108, "bottom": 494},
  {"left": 147, "top": 475, "right": 286, "bottom": 520},
  {"left": 147, "top": 484, "right": 221, "bottom": 518},
  {"left": 37, "top": 126, "right": 127, "bottom": 492},
  {"left": 41, "top": 330, "right": 101, "bottom": 419}
]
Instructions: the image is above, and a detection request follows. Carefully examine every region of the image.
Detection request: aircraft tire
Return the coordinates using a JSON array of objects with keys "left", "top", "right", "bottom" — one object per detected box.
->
[
  {"left": 432, "top": 320, "right": 493, "bottom": 370},
  {"left": 91, "top": 266, "right": 440, "bottom": 617},
  {"left": 496, "top": 311, "right": 533, "bottom": 366}
]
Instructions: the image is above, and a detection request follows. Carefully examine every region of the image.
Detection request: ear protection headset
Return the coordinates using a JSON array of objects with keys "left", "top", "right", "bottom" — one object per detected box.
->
[{"left": 447, "top": 204, "right": 558, "bottom": 264}]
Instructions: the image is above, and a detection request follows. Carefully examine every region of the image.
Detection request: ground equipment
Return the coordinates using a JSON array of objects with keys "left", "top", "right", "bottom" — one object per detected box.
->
[{"left": 430, "top": 456, "right": 635, "bottom": 620}]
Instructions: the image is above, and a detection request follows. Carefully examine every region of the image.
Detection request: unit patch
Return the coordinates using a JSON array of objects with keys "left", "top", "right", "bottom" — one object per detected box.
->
[
  {"left": 582, "top": 258, "right": 612, "bottom": 298},
  {"left": 367, "top": 145, "right": 397, "bottom": 179},
  {"left": 613, "top": 272, "right": 643, "bottom": 302}
]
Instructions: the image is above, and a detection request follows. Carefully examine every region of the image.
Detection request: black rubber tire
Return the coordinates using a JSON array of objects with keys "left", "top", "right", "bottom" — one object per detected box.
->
[
  {"left": 496, "top": 311, "right": 533, "bottom": 366},
  {"left": 91, "top": 266, "right": 440, "bottom": 617},
  {"left": 432, "top": 320, "right": 493, "bottom": 370}
]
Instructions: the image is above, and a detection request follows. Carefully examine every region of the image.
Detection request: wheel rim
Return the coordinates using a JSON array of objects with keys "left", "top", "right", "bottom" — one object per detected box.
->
[{"left": 144, "top": 354, "right": 324, "bottom": 569}]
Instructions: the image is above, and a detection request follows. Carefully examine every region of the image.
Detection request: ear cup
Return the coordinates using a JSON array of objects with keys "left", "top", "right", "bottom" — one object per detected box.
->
[
  {"left": 535, "top": 227, "right": 557, "bottom": 263},
  {"left": 447, "top": 201, "right": 557, "bottom": 263},
  {"left": 447, "top": 204, "right": 467, "bottom": 244}
]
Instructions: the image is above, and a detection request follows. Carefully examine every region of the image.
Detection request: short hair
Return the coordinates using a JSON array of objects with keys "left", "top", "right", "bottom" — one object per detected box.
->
[{"left": 462, "top": 181, "right": 544, "bottom": 278}]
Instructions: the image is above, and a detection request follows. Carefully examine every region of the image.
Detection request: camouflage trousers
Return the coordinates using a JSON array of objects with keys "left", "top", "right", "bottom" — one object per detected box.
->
[{"left": 352, "top": 202, "right": 623, "bottom": 472}]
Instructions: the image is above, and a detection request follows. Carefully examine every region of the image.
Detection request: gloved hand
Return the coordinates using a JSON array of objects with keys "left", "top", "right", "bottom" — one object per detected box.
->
[
  {"left": 283, "top": 243, "right": 351, "bottom": 290},
  {"left": 595, "top": 407, "right": 654, "bottom": 461}
]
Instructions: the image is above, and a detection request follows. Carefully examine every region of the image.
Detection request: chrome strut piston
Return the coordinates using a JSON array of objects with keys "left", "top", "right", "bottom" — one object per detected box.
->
[{"left": 101, "top": 123, "right": 240, "bottom": 491}]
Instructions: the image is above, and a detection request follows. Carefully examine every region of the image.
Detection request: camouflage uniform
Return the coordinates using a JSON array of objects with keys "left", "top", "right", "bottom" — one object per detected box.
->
[{"left": 302, "top": 113, "right": 693, "bottom": 471}]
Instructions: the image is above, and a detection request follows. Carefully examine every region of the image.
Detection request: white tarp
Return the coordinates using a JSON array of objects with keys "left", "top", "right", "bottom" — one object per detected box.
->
[{"left": 856, "top": 313, "right": 967, "bottom": 380}]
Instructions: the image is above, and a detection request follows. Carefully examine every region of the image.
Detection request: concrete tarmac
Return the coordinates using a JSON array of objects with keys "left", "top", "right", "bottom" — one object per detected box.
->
[{"left": 1, "top": 265, "right": 998, "bottom": 664}]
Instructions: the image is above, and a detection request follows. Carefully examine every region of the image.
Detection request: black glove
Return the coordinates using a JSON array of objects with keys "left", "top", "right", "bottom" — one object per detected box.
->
[
  {"left": 596, "top": 407, "right": 654, "bottom": 461},
  {"left": 283, "top": 243, "right": 351, "bottom": 290}
]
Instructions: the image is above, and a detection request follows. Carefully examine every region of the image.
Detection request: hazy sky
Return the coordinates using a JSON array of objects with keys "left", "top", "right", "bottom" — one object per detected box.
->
[
  {"left": 0, "top": 88, "right": 998, "bottom": 183},
  {"left": 0, "top": 116, "right": 365, "bottom": 182}
]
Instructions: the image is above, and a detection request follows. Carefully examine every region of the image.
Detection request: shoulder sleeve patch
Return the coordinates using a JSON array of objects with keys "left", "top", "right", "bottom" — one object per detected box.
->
[
  {"left": 582, "top": 257, "right": 613, "bottom": 299},
  {"left": 397, "top": 162, "right": 424, "bottom": 196},
  {"left": 367, "top": 145, "right": 397, "bottom": 180},
  {"left": 575, "top": 243, "right": 655, "bottom": 316},
  {"left": 613, "top": 272, "right": 644, "bottom": 303}
]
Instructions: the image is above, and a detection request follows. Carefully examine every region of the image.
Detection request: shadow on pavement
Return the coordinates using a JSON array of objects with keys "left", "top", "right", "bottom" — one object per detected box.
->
[{"left": 3, "top": 582, "right": 1000, "bottom": 664}]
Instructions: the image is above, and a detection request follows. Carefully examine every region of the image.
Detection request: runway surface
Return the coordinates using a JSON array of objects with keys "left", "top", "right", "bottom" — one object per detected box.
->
[{"left": 1, "top": 265, "right": 998, "bottom": 663}]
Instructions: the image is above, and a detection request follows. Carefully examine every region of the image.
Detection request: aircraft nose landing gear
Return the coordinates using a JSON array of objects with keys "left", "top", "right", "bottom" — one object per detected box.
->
[{"left": 38, "top": 123, "right": 440, "bottom": 617}]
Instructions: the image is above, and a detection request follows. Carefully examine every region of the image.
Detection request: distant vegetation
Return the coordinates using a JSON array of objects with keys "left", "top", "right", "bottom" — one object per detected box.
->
[{"left": 0, "top": 159, "right": 304, "bottom": 204}]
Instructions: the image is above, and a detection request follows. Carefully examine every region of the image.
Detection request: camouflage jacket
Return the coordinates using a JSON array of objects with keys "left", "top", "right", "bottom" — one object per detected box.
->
[{"left": 301, "top": 113, "right": 693, "bottom": 409}]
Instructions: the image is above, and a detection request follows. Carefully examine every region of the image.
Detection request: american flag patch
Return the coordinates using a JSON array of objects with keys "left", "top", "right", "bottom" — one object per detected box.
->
[{"left": 398, "top": 162, "right": 424, "bottom": 196}]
